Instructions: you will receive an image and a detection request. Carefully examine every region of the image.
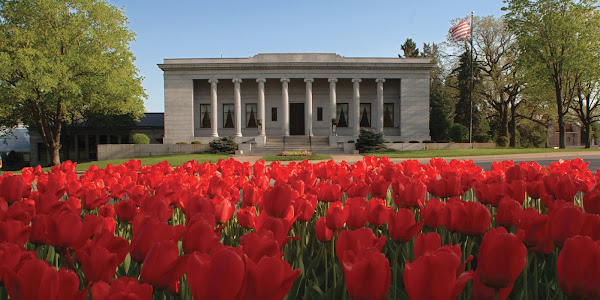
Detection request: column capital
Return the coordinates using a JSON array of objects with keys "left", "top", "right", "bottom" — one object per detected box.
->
[
  {"left": 376, "top": 78, "right": 386, "bottom": 83},
  {"left": 208, "top": 79, "right": 219, "bottom": 84},
  {"left": 328, "top": 77, "right": 338, "bottom": 83},
  {"left": 232, "top": 78, "right": 242, "bottom": 83},
  {"left": 352, "top": 78, "right": 362, "bottom": 83},
  {"left": 280, "top": 78, "right": 290, "bottom": 83},
  {"left": 304, "top": 78, "right": 314, "bottom": 83},
  {"left": 256, "top": 78, "right": 266, "bottom": 83}
]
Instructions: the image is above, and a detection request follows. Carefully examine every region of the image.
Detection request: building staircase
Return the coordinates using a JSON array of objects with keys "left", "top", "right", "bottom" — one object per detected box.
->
[{"left": 248, "top": 136, "right": 344, "bottom": 155}]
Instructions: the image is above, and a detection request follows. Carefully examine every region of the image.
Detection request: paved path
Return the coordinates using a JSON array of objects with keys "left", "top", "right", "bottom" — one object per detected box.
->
[{"left": 233, "top": 151, "right": 600, "bottom": 171}]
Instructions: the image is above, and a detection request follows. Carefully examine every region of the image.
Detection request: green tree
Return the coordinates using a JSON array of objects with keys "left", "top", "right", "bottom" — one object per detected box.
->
[
  {"left": 0, "top": 0, "right": 145, "bottom": 165},
  {"left": 474, "top": 15, "right": 523, "bottom": 147},
  {"left": 423, "top": 43, "right": 453, "bottom": 141},
  {"left": 400, "top": 38, "right": 420, "bottom": 58},
  {"left": 504, "top": 0, "right": 599, "bottom": 148}
]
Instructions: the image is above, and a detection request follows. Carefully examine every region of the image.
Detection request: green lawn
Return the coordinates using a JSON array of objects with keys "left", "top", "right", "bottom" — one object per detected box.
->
[
  {"left": 54, "top": 153, "right": 230, "bottom": 172},
  {"left": 261, "top": 153, "right": 333, "bottom": 161},
  {"left": 365, "top": 147, "right": 600, "bottom": 158}
]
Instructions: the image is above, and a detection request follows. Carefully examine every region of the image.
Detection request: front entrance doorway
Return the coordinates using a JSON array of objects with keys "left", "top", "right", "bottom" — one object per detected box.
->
[{"left": 289, "top": 103, "right": 305, "bottom": 135}]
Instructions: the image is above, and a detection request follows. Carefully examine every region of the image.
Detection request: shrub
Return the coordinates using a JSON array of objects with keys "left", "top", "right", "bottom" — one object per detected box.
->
[
  {"left": 449, "top": 124, "right": 469, "bottom": 143},
  {"left": 409, "top": 140, "right": 420, "bottom": 143},
  {"left": 191, "top": 141, "right": 202, "bottom": 145},
  {"left": 209, "top": 136, "right": 237, "bottom": 154},
  {"left": 496, "top": 136, "right": 509, "bottom": 147},
  {"left": 355, "top": 128, "right": 386, "bottom": 153},
  {"left": 131, "top": 133, "right": 150, "bottom": 144}
]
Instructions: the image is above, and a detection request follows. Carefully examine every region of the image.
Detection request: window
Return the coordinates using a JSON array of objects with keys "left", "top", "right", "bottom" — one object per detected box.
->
[
  {"left": 200, "top": 104, "right": 211, "bottom": 128},
  {"left": 99, "top": 135, "right": 107, "bottom": 144},
  {"left": 360, "top": 103, "right": 371, "bottom": 127},
  {"left": 246, "top": 103, "right": 258, "bottom": 128},
  {"left": 384, "top": 103, "right": 394, "bottom": 127},
  {"left": 37, "top": 143, "right": 48, "bottom": 163},
  {"left": 317, "top": 107, "right": 323, "bottom": 121},
  {"left": 336, "top": 103, "right": 349, "bottom": 127},
  {"left": 121, "top": 135, "right": 129, "bottom": 144},
  {"left": 110, "top": 135, "right": 119, "bottom": 144},
  {"left": 272, "top": 107, "right": 277, "bottom": 121},
  {"left": 223, "top": 104, "right": 234, "bottom": 128}
]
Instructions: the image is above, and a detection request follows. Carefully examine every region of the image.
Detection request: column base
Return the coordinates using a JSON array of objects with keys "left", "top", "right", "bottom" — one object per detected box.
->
[
  {"left": 211, "top": 133, "right": 219, "bottom": 137},
  {"left": 234, "top": 133, "right": 243, "bottom": 137}
]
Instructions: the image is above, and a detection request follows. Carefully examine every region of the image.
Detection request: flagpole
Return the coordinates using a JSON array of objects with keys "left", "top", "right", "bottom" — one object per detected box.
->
[{"left": 469, "top": 11, "right": 474, "bottom": 144}]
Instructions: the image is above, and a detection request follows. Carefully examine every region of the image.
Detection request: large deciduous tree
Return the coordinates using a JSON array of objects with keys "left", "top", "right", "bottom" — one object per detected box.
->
[
  {"left": 0, "top": 0, "right": 145, "bottom": 165},
  {"left": 474, "top": 15, "right": 523, "bottom": 147},
  {"left": 504, "top": 0, "right": 599, "bottom": 148}
]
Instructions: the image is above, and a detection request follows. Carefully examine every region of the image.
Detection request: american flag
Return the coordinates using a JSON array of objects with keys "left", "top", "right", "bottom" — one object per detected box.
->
[{"left": 449, "top": 17, "right": 472, "bottom": 43}]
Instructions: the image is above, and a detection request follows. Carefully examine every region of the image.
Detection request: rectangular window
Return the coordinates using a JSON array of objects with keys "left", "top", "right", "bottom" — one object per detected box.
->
[
  {"left": 384, "top": 103, "right": 394, "bottom": 127},
  {"left": 271, "top": 107, "right": 277, "bottom": 121},
  {"left": 88, "top": 135, "right": 97, "bottom": 160},
  {"left": 317, "top": 107, "right": 323, "bottom": 121},
  {"left": 336, "top": 103, "right": 349, "bottom": 127},
  {"left": 223, "top": 104, "right": 234, "bottom": 128},
  {"left": 121, "top": 135, "right": 129, "bottom": 144},
  {"left": 246, "top": 103, "right": 258, "bottom": 128},
  {"left": 110, "top": 135, "right": 119, "bottom": 144},
  {"left": 99, "top": 135, "right": 107, "bottom": 144},
  {"left": 360, "top": 103, "right": 371, "bottom": 127},
  {"left": 37, "top": 143, "right": 48, "bottom": 163},
  {"left": 200, "top": 104, "right": 211, "bottom": 128}
]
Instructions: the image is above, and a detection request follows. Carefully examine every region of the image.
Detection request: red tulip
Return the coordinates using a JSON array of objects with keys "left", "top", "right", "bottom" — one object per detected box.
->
[
  {"left": 5, "top": 199, "right": 35, "bottom": 225},
  {"left": 242, "top": 185, "right": 260, "bottom": 207},
  {"left": 366, "top": 198, "right": 388, "bottom": 227},
  {"left": 315, "top": 217, "right": 333, "bottom": 242},
  {"left": 187, "top": 247, "right": 246, "bottom": 300},
  {"left": 404, "top": 245, "right": 474, "bottom": 300},
  {"left": 475, "top": 182, "right": 505, "bottom": 207},
  {"left": 427, "top": 172, "right": 463, "bottom": 198},
  {"left": 335, "top": 228, "right": 385, "bottom": 261},
  {"left": 242, "top": 256, "right": 301, "bottom": 300},
  {"left": 98, "top": 204, "right": 115, "bottom": 219},
  {"left": 345, "top": 197, "right": 368, "bottom": 230},
  {"left": 387, "top": 208, "right": 423, "bottom": 242},
  {"left": 476, "top": 227, "right": 527, "bottom": 289},
  {"left": 496, "top": 197, "right": 523, "bottom": 228},
  {"left": 76, "top": 231, "right": 128, "bottom": 283},
  {"left": 422, "top": 198, "right": 445, "bottom": 228},
  {"left": 369, "top": 176, "right": 390, "bottom": 198},
  {"left": 341, "top": 248, "right": 391, "bottom": 300},
  {"left": 294, "top": 194, "right": 316, "bottom": 222},
  {"left": 140, "top": 240, "right": 186, "bottom": 291},
  {"left": 5, "top": 259, "right": 88, "bottom": 300},
  {"left": 115, "top": 199, "right": 137, "bottom": 223},
  {"left": 445, "top": 200, "right": 490, "bottom": 236},
  {"left": 326, "top": 202, "right": 346, "bottom": 230},
  {"left": 316, "top": 182, "right": 343, "bottom": 202},
  {"left": 214, "top": 196, "right": 235, "bottom": 223},
  {"left": 0, "top": 243, "right": 36, "bottom": 284},
  {"left": 557, "top": 236, "right": 600, "bottom": 299},
  {"left": 506, "top": 180, "right": 526, "bottom": 204},
  {"left": 240, "top": 229, "right": 283, "bottom": 263},
  {"left": 548, "top": 202, "right": 584, "bottom": 247},
  {"left": 518, "top": 208, "right": 553, "bottom": 254},
  {"left": 392, "top": 178, "right": 427, "bottom": 208},
  {"left": 92, "top": 277, "right": 153, "bottom": 300},
  {"left": 471, "top": 271, "right": 513, "bottom": 300},
  {"left": 0, "top": 175, "right": 25, "bottom": 203},
  {"left": 237, "top": 206, "right": 257, "bottom": 229},
  {"left": 263, "top": 185, "right": 293, "bottom": 218},
  {"left": 182, "top": 220, "right": 222, "bottom": 254},
  {"left": 0, "top": 219, "right": 30, "bottom": 246},
  {"left": 413, "top": 232, "right": 441, "bottom": 259},
  {"left": 346, "top": 181, "right": 370, "bottom": 198},
  {"left": 581, "top": 213, "right": 600, "bottom": 241},
  {"left": 583, "top": 188, "right": 600, "bottom": 214},
  {"left": 130, "top": 215, "right": 185, "bottom": 262}
]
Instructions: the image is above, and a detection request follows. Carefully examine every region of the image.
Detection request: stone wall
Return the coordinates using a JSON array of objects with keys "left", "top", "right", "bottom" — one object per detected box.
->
[{"left": 97, "top": 144, "right": 210, "bottom": 161}]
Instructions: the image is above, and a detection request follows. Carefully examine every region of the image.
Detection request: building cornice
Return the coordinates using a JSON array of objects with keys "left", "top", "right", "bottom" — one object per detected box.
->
[{"left": 157, "top": 63, "right": 433, "bottom": 72}]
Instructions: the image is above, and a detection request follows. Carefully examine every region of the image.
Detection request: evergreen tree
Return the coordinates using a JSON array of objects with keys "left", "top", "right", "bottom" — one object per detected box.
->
[
  {"left": 400, "top": 38, "right": 420, "bottom": 58},
  {"left": 423, "top": 43, "right": 454, "bottom": 141}
]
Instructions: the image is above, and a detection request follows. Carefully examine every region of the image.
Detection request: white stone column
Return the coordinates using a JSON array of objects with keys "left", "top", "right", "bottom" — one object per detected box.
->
[
  {"left": 376, "top": 78, "right": 385, "bottom": 134},
  {"left": 328, "top": 77, "right": 337, "bottom": 136},
  {"left": 352, "top": 78, "right": 362, "bottom": 137},
  {"left": 233, "top": 78, "right": 242, "bottom": 137},
  {"left": 256, "top": 78, "right": 266, "bottom": 136},
  {"left": 304, "top": 78, "right": 314, "bottom": 136},
  {"left": 209, "top": 79, "right": 219, "bottom": 137},
  {"left": 281, "top": 78, "right": 290, "bottom": 136}
]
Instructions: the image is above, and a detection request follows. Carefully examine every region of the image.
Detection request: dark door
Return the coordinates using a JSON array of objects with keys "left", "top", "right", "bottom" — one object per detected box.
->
[{"left": 289, "top": 103, "right": 305, "bottom": 135}]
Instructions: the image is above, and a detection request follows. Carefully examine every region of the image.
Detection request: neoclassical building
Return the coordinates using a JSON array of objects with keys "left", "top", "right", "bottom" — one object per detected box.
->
[{"left": 158, "top": 53, "right": 432, "bottom": 147}]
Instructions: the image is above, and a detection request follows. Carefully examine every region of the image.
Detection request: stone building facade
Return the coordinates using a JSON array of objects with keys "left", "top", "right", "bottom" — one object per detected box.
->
[{"left": 158, "top": 53, "right": 433, "bottom": 146}]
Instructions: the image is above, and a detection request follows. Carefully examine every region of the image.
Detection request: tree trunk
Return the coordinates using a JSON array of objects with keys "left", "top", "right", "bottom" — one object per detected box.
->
[
  {"left": 584, "top": 122, "right": 591, "bottom": 148},
  {"left": 501, "top": 105, "right": 509, "bottom": 139},
  {"left": 50, "top": 144, "right": 61, "bottom": 166},
  {"left": 556, "top": 88, "right": 566, "bottom": 149},
  {"left": 509, "top": 104, "right": 517, "bottom": 147}
]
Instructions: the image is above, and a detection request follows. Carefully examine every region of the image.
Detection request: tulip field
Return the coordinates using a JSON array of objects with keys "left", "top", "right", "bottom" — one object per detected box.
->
[{"left": 1, "top": 157, "right": 600, "bottom": 299}]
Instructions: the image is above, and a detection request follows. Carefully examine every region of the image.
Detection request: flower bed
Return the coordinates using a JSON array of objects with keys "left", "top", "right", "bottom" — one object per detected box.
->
[
  {"left": 0, "top": 157, "right": 599, "bottom": 299},
  {"left": 278, "top": 150, "right": 314, "bottom": 156}
]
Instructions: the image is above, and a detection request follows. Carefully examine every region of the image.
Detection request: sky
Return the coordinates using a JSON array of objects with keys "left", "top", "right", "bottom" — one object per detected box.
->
[{"left": 108, "top": 0, "right": 507, "bottom": 113}]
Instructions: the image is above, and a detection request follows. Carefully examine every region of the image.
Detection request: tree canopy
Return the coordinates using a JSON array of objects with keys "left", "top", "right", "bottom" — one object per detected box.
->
[{"left": 0, "top": 0, "right": 145, "bottom": 165}]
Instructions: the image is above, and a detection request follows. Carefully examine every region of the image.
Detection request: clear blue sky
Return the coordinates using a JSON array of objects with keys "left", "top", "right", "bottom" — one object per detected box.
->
[{"left": 109, "top": 0, "right": 506, "bottom": 113}]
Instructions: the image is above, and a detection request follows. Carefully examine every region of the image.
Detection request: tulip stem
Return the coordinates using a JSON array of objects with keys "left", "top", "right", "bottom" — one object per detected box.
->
[
  {"left": 533, "top": 253, "right": 538, "bottom": 300},
  {"left": 494, "top": 289, "right": 499, "bottom": 300},
  {"left": 523, "top": 252, "right": 528, "bottom": 300},
  {"left": 324, "top": 242, "right": 328, "bottom": 292},
  {"left": 332, "top": 235, "right": 337, "bottom": 294}
]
